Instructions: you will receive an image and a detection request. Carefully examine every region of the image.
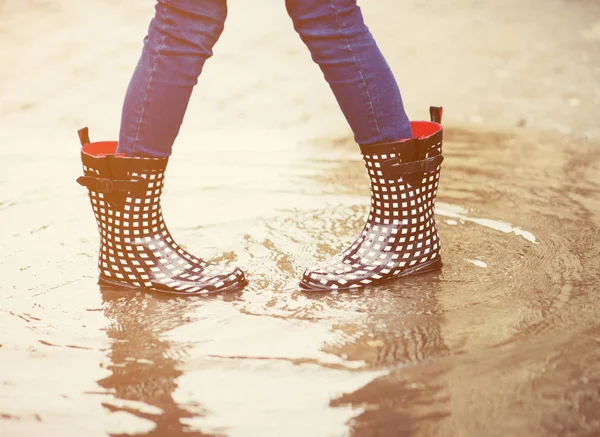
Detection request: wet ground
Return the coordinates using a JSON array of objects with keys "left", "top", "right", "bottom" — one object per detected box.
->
[
  {"left": 2, "top": 127, "right": 600, "bottom": 437},
  {"left": 2, "top": 1, "right": 600, "bottom": 436}
]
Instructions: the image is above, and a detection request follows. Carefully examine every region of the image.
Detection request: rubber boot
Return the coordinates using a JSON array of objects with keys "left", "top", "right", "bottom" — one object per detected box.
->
[
  {"left": 76, "top": 129, "right": 247, "bottom": 295},
  {"left": 300, "top": 107, "right": 444, "bottom": 291}
]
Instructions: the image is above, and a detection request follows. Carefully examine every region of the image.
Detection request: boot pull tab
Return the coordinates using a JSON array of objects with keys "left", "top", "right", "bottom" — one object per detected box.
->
[
  {"left": 78, "top": 127, "right": 91, "bottom": 146},
  {"left": 429, "top": 106, "right": 443, "bottom": 124}
]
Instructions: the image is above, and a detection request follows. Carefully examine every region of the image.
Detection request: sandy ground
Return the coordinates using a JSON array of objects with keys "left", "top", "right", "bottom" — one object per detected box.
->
[{"left": 1, "top": 1, "right": 600, "bottom": 437}]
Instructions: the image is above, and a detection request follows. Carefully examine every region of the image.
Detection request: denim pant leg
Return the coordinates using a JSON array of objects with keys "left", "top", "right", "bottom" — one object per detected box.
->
[
  {"left": 117, "top": 0, "right": 227, "bottom": 157},
  {"left": 286, "top": 0, "right": 412, "bottom": 145}
]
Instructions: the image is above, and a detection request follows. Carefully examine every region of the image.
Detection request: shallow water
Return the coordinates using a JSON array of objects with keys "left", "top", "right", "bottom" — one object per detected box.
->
[{"left": 1, "top": 127, "right": 600, "bottom": 437}]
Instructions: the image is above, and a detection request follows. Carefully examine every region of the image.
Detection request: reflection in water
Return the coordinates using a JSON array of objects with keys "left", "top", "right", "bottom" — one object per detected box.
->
[
  {"left": 316, "top": 274, "right": 449, "bottom": 436},
  {"left": 331, "top": 368, "right": 449, "bottom": 437},
  {"left": 311, "top": 275, "right": 447, "bottom": 369},
  {"left": 98, "top": 288, "right": 235, "bottom": 437}
]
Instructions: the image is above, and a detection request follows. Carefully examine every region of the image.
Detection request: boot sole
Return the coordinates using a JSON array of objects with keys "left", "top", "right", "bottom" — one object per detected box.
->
[
  {"left": 299, "top": 256, "right": 442, "bottom": 292},
  {"left": 98, "top": 276, "right": 248, "bottom": 296}
]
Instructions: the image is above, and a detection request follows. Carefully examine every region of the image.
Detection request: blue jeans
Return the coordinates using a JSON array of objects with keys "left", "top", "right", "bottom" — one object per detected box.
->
[{"left": 117, "top": 0, "right": 412, "bottom": 157}]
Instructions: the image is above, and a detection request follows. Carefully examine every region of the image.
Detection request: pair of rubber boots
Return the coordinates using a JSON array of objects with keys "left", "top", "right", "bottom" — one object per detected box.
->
[{"left": 77, "top": 107, "right": 444, "bottom": 294}]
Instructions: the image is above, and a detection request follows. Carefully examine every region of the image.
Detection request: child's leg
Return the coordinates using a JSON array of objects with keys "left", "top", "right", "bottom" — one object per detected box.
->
[
  {"left": 285, "top": 0, "right": 412, "bottom": 145},
  {"left": 117, "top": 0, "right": 228, "bottom": 157}
]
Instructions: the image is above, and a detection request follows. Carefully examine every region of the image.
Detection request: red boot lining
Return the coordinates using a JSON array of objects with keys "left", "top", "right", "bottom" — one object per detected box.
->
[
  {"left": 82, "top": 141, "right": 120, "bottom": 156},
  {"left": 410, "top": 121, "right": 442, "bottom": 140}
]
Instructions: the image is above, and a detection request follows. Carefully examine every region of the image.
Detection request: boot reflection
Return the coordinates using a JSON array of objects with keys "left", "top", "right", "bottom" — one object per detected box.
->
[
  {"left": 96, "top": 286, "right": 239, "bottom": 436},
  {"left": 367, "top": 275, "right": 447, "bottom": 368},
  {"left": 321, "top": 273, "right": 450, "bottom": 435},
  {"left": 309, "top": 272, "right": 448, "bottom": 369}
]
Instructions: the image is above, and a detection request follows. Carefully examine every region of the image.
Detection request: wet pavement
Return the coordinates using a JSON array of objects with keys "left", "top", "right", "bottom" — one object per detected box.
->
[{"left": 2, "top": 1, "right": 600, "bottom": 436}]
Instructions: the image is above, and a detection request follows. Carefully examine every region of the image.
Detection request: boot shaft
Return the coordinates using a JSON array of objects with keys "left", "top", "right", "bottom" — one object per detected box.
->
[
  {"left": 77, "top": 141, "right": 170, "bottom": 240},
  {"left": 359, "top": 117, "right": 443, "bottom": 226}
]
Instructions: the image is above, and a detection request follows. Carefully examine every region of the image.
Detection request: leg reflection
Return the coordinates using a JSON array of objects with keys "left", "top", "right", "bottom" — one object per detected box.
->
[{"left": 97, "top": 287, "right": 226, "bottom": 437}]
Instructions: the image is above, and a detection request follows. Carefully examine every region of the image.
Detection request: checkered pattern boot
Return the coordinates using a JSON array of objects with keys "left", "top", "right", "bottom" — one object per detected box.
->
[
  {"left": 300, "top": 107, "right": 445, "bottom": 291},
  {"left": 76, "top": 128, "right": 247, "bottom": 295}
]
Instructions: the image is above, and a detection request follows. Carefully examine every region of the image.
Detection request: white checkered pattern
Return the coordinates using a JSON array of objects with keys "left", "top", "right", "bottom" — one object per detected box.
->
[
  {"left": 301, "top": 132, "right": 443, "bottom": 291},
  {"left": 80, "top": 154, "right": 246, "bottom": 295}
]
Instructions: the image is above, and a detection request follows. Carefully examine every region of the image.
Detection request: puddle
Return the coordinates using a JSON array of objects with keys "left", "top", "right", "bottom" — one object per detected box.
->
[{"left": 1, "top": 127, "right": 600, "bottom": 437}]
